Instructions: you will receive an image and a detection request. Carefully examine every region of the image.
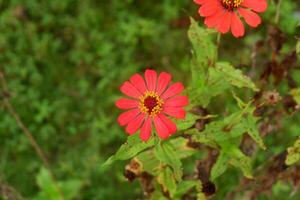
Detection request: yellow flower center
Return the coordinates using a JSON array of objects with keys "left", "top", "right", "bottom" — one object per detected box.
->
[
  {"left": 222, "top": 0, "right": 243, "bottom": 10},
  {"left": 139, "top": 91, "right": 164, "bottom": 117}
]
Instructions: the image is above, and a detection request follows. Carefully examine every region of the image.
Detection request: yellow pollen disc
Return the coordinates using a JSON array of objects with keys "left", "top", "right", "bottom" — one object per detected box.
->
[
  {"left": 139, "top": 91, "right": 164, "bottom": 117},
  {"left": 222, "top": 0, "right": 243, "bottom": 9}
]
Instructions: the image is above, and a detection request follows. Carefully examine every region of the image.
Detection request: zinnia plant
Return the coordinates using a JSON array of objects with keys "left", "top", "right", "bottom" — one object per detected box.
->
[
  {"left": 116, "top": 69, "right": 189, "bottom": 141},
  {"left": 102, "top": 1, "right": 300, "bottom": 199},
  {"left": 194, "top": 0, "right": 268, "bottom": 37}
]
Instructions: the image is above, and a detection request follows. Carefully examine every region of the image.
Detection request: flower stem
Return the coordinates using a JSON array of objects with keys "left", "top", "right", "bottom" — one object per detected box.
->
[
  {"left": 275, "top": 0, "right": 282, "bottom": 24},
  {"left": 216, "top": 32, "right": 222, "bottom": 61}
]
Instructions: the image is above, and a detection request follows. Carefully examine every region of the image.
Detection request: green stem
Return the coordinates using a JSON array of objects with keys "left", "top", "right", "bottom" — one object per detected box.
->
[
  {"left": 275, "top": 0, "right": 282, "bottom": 24},
  {"left": 216, "top": 33, "right": 222, "bottom": 61}
]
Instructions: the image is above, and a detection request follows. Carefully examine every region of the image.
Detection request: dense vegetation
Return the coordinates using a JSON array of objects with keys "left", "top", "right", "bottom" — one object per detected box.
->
[{"left": 0, "top": 0, "right": 299, "bottom": 200}]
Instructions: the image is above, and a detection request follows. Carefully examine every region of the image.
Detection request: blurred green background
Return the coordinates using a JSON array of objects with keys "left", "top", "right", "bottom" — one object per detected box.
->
[{"left": 0, "top": 0, "right": 299, "bottom": 199}]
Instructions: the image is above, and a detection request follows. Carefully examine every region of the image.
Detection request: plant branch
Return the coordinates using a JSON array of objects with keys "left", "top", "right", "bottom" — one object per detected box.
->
[
  {"left": 0, "top": 71, "right": 65, "bottom": 200},
  {"left": 0, "top": 180, "right": 25, "bottom": 200}
]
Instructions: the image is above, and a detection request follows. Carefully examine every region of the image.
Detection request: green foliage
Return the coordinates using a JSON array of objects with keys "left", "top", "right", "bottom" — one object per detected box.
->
[
  {"left": 185, "top": 19, "right": 264, "bottom": 181},
  {"left": 188, "top": 18, "right": 216, "bottom": 69},
  {"left": 154, "top": 141, "right": 183, "bottom": 182},
  {"left": 169, "top": 137, "right": 197, "bottom": 159},
  {"left": 0, "top": 0, "right": 299, "bottom": 200},
  {"left": 157, "top": 167, "right": 177, "bottom": 198},
  {"left": 190, "top": 97, "right": 262, "bottom": 179},
  {"left": 214, "top": 62, "right": 258, "bottom": 92},
  {"left": 174, "top": 112, "right": 199, "bottom": 131},
  {"left": 290, "top": 88, "right": 300, "bottom": 104},
  {"left": 102, "top": 134, "right": 156, "bottom": 167},
  {"left": 211, "top": 152, "right": 229, "bottom": 181},
  {"left": 286, "top": 137, "right": 300, "bottom": 166},
  {"left": 136, "top": 150, "right": 160, "bottom": 175},
  {"left": 33, "top": 168, "right": 81, "bottom": 200},
  {"left": 224, "top": 143, "right": 253, "bottom": 179},
  {"left": 135, "top": 137, "right": 196, "bottom": 176},
  {"left": 187, "top": 20, "right": 258, "bottom": 107},
  {"left": 173, "top": 180, "right": 198, "bottom": 200},
  {"left": 297, "top": 41, "right": 300, "bottom": 55},
  {"left": 188, "top": 18, "right": 216, "bottom": 106}
]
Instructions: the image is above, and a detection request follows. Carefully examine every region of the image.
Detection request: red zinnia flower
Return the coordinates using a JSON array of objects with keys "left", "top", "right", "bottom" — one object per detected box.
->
[
  {"left": 194, "top": 0, "right": 268, "bottom": 37},
  {"left": 116, "top": 69, "right": 189, "bottom": 141}
]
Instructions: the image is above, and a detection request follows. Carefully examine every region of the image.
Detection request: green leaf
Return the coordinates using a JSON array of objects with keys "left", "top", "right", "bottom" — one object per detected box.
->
[
  {"left": 136, "top": 151, "right": 160, "bottom": 176},
  {"left": 233, "top": 95, "right": 266, "bottom": 149},
  {"left": 206, "top": 67, "right": 231, "bottom": 97},
  {"left": 190, "top": 104, "right": 265, "bottom": 151},
  {"left": 188, "top": 18, "right": 216, "bottom": 71},
  {"left": 188, "top": 61, "right": 258, "bottom": 107},
  {"left": 157, "top": 167, "right": 177, "bottom": 198},
  {"left": 135, "top": 138, "right": 196, "bottom": 176},
  {"left": 150, "top": 191, "right": 168, "bottom": 200},
  {"left": 211, "top": 152, "right": 229, "bottom": 180},
  {"left": 189, "top": 128, "right": 218, "bottom": 148},
  {"left": 199, "top": 121, "right": 229, "bottom": 142},
  {"left": 290, "top": 88, "right": 300, "bottom": 104},
  {"left": 35, "top": 167, "right": 81, "bottom": 200},
  {"left": 150, "top": 182, "right": 169, "bottom": 200},
  {"left": 196, "top": 182, "right": 207, "bottom": 200},
  {"left": 194, "top": 97, "right": 265, "bottom": 148},
  {"left": 169, "top": 137, "right": 197, "bottom": 159},
  {"left": 59, "top": 180, "right": 82, "bottom": 200},
  {"left": 296, "top": 41, "right": 300, "bottom": 55},
  {"left": 226, "top": 145, "right": 253, "bottom": 179},
  {"left": 174, "top": 112, "right": 198, "bottom": 131},
  {"left": 173, "top": 180, "right": 198, "bottom": 200},
  {"left": 195, "top": 134, "right": 253, "bottom": 179},
  {"left": 285, "top": 137, "right": 300, "bottom": 166},
  {"left": 232, "top": 92, "right": 248, "bottom": 109},
  {"left": 188, "top": 18, "right": 217, "bottom": 106},
  {"left": 191, "top": 112, "right": 245, "bottom": 143},
  {"left": 197, "top": 192, "right": 207, "bottom": 200},
  {"left": 154, "top": 141, "right": 183, "bottom": 181},
  {"left": 242, "top": 114, "right": 266, "bottom": 150},
  {"left": 215, "top": 62, "right": 259, "bottom": 92},
  {"left": 102, "top": 134, "right": 155, "bottom": 167},
  {"left": 36, "top": 168, "right": 61, "bottom": 200}
]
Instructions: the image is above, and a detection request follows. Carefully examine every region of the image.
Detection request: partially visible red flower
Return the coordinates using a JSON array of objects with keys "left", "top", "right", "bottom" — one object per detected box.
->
[
  {"left": 116, "top": 69, "right": 189, "bottom": 141},
  {"left": 194, "top": 0, "right": 268, "bottom": 37}
]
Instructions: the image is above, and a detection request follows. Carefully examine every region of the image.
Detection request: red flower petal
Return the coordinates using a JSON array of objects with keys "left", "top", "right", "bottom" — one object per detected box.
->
[
  {"left": 117, "top": 109, "right": 140, "bottom": 126},
  {"left": 163, "top": 107, "right": 186, "bottom": 119},
  {"left": 115, "top": 98, "right": 139, "bottom": 110},
  {"left": 153, "top": 116, "right": 169, "bottom": 139},
  {"left": 158, "top": 114, "right": 177, "bottom": 135},
  {"left": 194, "top": 0, "right": 267, "bottom": 37},
  {"left": 129, "top": 73, "right": 147, "bottom": 93},
  {"left": 164, "top": 96, "right": 189, "bottom": 107},
  {"left": 156, "top": 72, "right": 172, "bottom": 95},
  {"left": 231, "top": 12, "right": 245, "bottom": 38},
  {"left": 198, "top": 0, "right": 220, "bottom": 17},
  {"left": 238, "top": 8, "right": 261, "bottom": 28},
  {"left": 161, "top": 82, "right": 184, "bottom": 100},
  {"left": 117, "top": 69, "right": 189, "bottom": 140},
  {"left": 204, "top": 8, "right": 225, "bottom": 28},
  {"left": 242, "top": 0, "right": 267, "bottom": 13},
  {"left": 125, "top": 114, "right": 145, "bottom": 135},
  {"left": 140, "top": 117, "right": 152, "bottom": 141},
  {"left": 216, "top": 11, "right": 232, "bottom": 34},
  {"left": 145, "top": 69, "right": 157, "bottom": 91},
  {"left": 194, "top": 0, "right": 206, "bottom": 5},
  {"left": 120, "top": 81, "right": 141, "bottom": 99}
]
